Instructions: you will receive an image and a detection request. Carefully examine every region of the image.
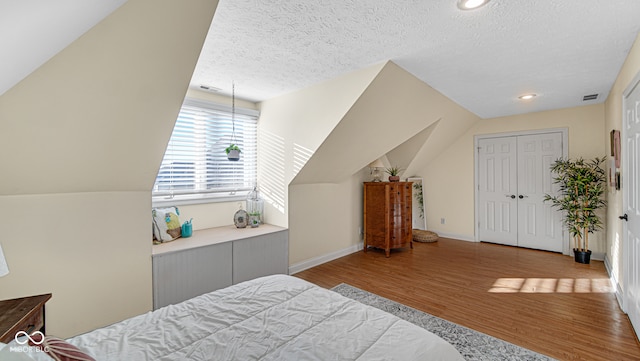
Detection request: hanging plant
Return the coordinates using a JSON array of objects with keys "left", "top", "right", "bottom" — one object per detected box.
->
[
  {"left": 226, "top": 82, "right": 241, "bottom": 162},
  {"left": 225, "top": 144, "right": 241, "bottom": 161}
]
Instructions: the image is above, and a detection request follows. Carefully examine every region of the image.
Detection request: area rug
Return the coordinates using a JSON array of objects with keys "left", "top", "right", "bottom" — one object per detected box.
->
[{"left": 331, "top": 284, "right": 556, "bottom": 361}]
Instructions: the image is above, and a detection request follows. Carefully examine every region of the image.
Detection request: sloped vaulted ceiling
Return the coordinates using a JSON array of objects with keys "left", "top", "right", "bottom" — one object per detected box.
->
[
  {"left": 0, "top": 0, "right": 219, "bottom": 195},
  {"left": 0, "top": 0, "right": 129, "bottom": 97},
  {"left": 290, "top": 61, "right": 480, "bottom": 185}
]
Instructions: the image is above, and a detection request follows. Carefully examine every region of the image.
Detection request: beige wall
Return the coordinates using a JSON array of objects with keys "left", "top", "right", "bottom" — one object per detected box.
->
[
  {"left": 260, "top": 62, "right": 479, "bottom": 267},
  {"left": 0, "top": 192, "right": 152, "bottom": 337},
  {"left": 420, "top": 104, "right": 607, "bottom": 253},
  {"left": 257, "top": 63, "right": 385, "bottom": 228},
  {"left": 289, "top": 169, "right": 369, "bottom": 265},
  {"left": 604, "top": 33, "right": 640, "bottom": 290},
  {"left": 0, "top": 0, "right": 218, "bottom": 337}
]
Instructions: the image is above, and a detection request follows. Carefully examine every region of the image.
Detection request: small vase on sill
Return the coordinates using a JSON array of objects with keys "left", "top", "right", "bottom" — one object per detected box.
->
[{"left": 249, "top": 214, "right": 260, "bottom": 228}]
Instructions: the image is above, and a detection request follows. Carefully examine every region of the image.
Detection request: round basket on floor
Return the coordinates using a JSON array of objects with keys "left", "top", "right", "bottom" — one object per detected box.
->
[{"left": 413, "top": 229, "right": 438, "bottom": 243}]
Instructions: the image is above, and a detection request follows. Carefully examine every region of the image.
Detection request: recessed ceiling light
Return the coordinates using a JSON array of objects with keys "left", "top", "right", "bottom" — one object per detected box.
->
[
  {"left": 518, "top": 94, "right": 537, "bottom": 100},
  {"left": 457, "top": 0, "right": 490, "bottom": 10}
]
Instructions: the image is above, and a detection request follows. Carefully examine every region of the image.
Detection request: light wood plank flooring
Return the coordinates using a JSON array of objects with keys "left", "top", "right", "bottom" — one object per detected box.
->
[{"left": 294, "top": 238, "right": 640, "bottom": 361}]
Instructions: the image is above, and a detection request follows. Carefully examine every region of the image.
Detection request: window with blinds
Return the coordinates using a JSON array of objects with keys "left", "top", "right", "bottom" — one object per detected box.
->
[{"left": 152, "top": 98, "right": 258, "bottom": 205}]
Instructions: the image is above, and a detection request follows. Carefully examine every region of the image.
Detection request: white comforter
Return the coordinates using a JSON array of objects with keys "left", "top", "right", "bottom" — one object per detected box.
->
[{"left": 69, "top": 275, "right": 464, "bottom": 360}]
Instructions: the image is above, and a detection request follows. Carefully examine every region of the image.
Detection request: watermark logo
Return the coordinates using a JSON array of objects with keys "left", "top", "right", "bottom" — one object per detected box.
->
[
  {"left": 10, "top": 331, "right": 49, "bottom": 353},
  {"left": 14, "top": 331, "right": 45, "bottom": 345}
]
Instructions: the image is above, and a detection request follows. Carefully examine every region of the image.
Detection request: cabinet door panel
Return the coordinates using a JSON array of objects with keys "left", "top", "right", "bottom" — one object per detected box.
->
[
  {"left": 233, "top": 231, "right": 289, "bottom": 284},
  {"left": 152, "top": 242, "right": 232, "bottom": 309},
  {"left": 364, "top": 183, "right": 388, "bottom": 249}
]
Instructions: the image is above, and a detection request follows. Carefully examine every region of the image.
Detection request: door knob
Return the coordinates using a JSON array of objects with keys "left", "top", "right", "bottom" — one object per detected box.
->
[
  {"left": 518, "top": 195, "right": 528, "bottom": 199},
  {"left": 505, "top": 194, "right": 516, "bottom": 199},
  {"left": 619, "top": 214, "right": 628, "bottom": 221}
]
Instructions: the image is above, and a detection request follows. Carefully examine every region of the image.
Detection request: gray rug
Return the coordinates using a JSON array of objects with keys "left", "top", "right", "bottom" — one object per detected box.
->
[{"left": 331, "top": 283, "right": 556, "bottom": 361}]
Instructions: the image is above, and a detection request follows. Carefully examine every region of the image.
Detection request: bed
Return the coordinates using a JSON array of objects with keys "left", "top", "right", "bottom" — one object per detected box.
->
[{"left": 1, "top": 275, "right": 464, "bottom": 361}]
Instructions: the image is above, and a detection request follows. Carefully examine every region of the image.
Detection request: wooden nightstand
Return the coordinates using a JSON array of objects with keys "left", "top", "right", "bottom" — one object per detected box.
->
[{"left": 0, "top": 294, "right": 52, "bottom": 344}]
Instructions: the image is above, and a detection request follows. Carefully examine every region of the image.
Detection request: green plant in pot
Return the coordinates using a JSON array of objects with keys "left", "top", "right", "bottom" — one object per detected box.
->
[
  {"left": 225, "top": 144, "right": 241, "bottom": 161},
  {"left": 543, "top": 157, "right": 607, "bottom": 264},
  {"left": 385, "top": 166, "right": 403, "bottom": 182},
  {"left": 248, "top": 211, "right": 261, "bottom": 228}
]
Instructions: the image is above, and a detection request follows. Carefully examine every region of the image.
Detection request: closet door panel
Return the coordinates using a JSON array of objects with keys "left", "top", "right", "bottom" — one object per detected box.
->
[
  {"left": 478, "top": 137, "right": 518, "bottom": 246},
  {"left": 516, "top": 133, "right": 564, "bottom": 252}
]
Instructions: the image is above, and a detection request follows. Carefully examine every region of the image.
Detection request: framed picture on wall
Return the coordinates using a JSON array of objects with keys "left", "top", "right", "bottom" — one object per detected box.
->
[{"left": 611, "top": 129, "right": 621, "bottom": 168}]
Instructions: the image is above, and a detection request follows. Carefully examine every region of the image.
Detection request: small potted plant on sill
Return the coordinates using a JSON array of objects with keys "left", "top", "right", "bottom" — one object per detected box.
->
[
  {"left": 225, "top": 144, "right": 241, "bottom": 161},
  {"left": 544, "top": 156, "right": 607, "bottom": 264},
  {"left": 248, "top": 212, "right": 261, "bottom": 228},
  {"left": 385, "top": 166, "right": 402, "bottom": 182}
]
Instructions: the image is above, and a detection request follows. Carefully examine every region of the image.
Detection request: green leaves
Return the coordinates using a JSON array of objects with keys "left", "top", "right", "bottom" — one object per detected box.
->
[
  {"left": 544, "top": 156, "right": 607, "bottom": 252},
  {"left": 384, "top": 166, "right": 402, "bottom": 176}
]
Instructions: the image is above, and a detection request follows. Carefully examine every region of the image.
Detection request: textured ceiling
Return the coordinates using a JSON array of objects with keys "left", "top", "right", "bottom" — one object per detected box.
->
[
  {"left": 192, "top": 0, "right": 640, "bottom": 118},
  {"left": 2, "top": 1, "right": 639, "bottom": 119}
]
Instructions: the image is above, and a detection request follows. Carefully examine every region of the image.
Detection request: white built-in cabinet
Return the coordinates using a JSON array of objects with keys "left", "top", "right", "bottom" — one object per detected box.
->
[{"left": 152, "top": 225, "right": 288, "bottom": 309}]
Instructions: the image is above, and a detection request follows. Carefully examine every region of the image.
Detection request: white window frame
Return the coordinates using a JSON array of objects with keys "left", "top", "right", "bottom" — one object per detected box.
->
[{"left": 152, "top": 98, "right": 259, "bottom": 206}]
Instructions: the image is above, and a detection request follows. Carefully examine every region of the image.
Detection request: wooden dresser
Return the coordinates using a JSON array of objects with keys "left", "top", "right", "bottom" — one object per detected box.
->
[
  {"left": 363, "top": 182, "right": 413, "bottom": 257},
  {"left": 0, "top": 294, "right": 51, "bottom": 343}
]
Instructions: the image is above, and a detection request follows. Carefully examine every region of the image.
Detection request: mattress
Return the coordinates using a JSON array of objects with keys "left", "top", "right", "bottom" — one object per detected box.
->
[{"left": 8, "top": 275, "right": 465, "bottom": 360}]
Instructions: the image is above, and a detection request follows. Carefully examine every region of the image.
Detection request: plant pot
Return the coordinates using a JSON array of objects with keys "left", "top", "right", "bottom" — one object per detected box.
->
[
  {"left": 388, "top": 176, "right": 400, "bottom": 182},
  {"left": 249, "top": 215, "right": 260, "bottom": 228},
  {"left": 573, "top": 249, "right": 592, "bottom": 264},
  {"left": 227, "top": 149, "right": 240, "bottom": 161}
]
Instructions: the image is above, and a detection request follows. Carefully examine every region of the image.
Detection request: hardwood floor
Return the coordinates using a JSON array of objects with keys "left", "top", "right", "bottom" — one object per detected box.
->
[{"left": 294, "top": 238, "right": 640, "bottom": 361}]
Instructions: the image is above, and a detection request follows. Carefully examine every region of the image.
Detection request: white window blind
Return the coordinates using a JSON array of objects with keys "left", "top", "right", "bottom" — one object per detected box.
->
[{"left": 153, "top": 98, "right": 258, "bottom": 204}]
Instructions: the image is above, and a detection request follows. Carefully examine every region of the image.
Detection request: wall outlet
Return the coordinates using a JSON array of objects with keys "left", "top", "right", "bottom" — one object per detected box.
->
[{"left": 440, "top": 218, "right": 445, "bottom": 225}]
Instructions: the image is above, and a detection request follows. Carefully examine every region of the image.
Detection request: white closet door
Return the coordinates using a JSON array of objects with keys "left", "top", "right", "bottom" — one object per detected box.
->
[
  {"left": 478, "top": 137, "right": 518, "bottom": 246},
  {"left": 516, "top": 133, "right": 564, "bottom": 252},
  {"left": 477, "top": 132, "right": 564, "bottom": 252},
  {"left": 623, "top": 75, "right": 640, "bottom": 339}
]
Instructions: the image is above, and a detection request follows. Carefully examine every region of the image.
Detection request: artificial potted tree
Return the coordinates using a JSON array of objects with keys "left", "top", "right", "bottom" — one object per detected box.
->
[
  {"left": 544, "top": 157, "right": 607, "bottom": 264},
  {"left": 385, "top": 166, "right": 402, "bottom": 182}
]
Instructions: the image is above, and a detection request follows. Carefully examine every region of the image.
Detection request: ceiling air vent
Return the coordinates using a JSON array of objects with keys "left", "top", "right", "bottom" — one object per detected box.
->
[
  {"left": 583, "top": 94, "right": 598, "bottom": 101},
  {"left": 199, "top": 85, "right": 221, "bottom": 92}
]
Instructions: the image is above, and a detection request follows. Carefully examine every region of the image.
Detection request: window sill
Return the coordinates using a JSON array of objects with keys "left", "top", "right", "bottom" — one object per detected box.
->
[
  {"left": 152, "top": 192, "right": 250, "bottom": 207},
  {"left": 152, "top": 224, "right": 287, "bottom": 256}
]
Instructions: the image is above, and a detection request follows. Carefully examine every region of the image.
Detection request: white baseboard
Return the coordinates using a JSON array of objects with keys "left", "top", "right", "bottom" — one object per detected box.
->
[
  {"left": 289, "top": 232, "right": 472, "bottom": 275},
  {"left": 289, "top": 241, "right": 364, "bottom": 275},
  {"left": 604, "top": 255, "right": 625, "bottom": 310},
  {"left": 431, "top": 230, "right": 475, "bottom": 242},
  {"left": 434, "top": 232, "right": 607, "bottom": 262}
]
